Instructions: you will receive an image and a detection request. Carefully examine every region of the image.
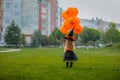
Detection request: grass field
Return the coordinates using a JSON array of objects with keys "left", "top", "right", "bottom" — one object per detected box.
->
[{"left": 0, "top": 48, "right": 120, "bottom": 80}]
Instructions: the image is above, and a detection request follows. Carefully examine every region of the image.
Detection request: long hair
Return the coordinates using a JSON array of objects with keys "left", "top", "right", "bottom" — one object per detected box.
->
[{"left": 64, "top": 39, "right": 75, "bottom": 52}]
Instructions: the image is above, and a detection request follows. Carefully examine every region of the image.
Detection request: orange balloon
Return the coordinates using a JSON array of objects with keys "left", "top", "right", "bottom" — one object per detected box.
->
[
  {"left": 66, "top": 7, "right": 76, "bottom": 17},
  {"left": 63, "top": 20, "right": 73, "bottom": 30},
  {"left": 60, "top": 26, "right": 68, "bottom": 34},
  {"left": 73, "top": 24, "right": 83, "bottom": 34},
  {"left": 74, "top": 8, "right": 78, "bottom": 16},
  {"left": 60, "top": 7, "right": 82, "bottom": 35},
  {"left": 62, "top": 11, "right": 69, "bottom": 20},
  {"left": 66, "top": 7, "right": 79, "bottom": 17},
  {"left": 69, "top": 17, "right": 80, "bottom": 27},
  {"left": 76, "top": 17, "right": 80, "bottom": 24}
]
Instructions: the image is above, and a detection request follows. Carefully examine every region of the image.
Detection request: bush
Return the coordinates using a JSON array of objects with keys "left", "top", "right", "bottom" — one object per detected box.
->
[
  {"left": 111, "top": 43, "right": 120, "bottom": 49},
  {"left": 105, "top": 43, "right": 113, "bottom": 47},
  {"left": 105, "top": 43, "right": 120, "bottom": 49}
]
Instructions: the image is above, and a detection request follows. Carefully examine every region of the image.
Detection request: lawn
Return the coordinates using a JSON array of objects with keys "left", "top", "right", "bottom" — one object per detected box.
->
[{"left": 0, "top": 48, "right": 120, "bottom": 80}]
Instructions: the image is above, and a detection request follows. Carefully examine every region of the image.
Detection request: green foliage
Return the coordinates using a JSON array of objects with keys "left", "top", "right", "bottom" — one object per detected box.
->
[
  {"left": 20, "top": 34, "right": 26, "bottom": 47},
  {"left": 40, "top": 35, "right": 48, "bottom": 46},
  {"left": 105, "top": 22, "right": 120, "bottom": 43},
  {"left": 80, "top": 27, "right": 100, "bottom": 43},
  {"left": 112, "top": 43, "right": 120, "bottom": 49},
  {"left": 48, "top": 28, "right": 63, "bottom": 46},
  {"left": 31, "top": 30, "right": 41, "bottom": 47},
  {"left": 31, "top": 30, "right": 48, "bottom": 47},
  {"left": 0, "top": 48, "right": 120, "bottom": 80},
  {"left": 105, "top": 43, "right": 120, "bottom": 49},
  {"left": 4, "top": 21, "right": 21, "bottom": 46},
  {"left": 49, "top": 34, "right": 54, "bottom": 45}
]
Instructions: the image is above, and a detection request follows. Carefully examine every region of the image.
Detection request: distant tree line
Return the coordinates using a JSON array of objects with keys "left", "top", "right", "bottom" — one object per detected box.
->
[
  {"left": 4, "top": 21, "right": 120, "bottom": 48},
  {"left": 30, "top": 22, "right": 120, "bottom": 48}
]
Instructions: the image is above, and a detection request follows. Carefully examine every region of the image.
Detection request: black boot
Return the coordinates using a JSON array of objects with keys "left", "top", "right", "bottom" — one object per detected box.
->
[
  {"left": 66, "top": 61, "right": 69, "bottom": 68},
  {"left": 70, "top": 62, "right": 73, "bottom": 68}
]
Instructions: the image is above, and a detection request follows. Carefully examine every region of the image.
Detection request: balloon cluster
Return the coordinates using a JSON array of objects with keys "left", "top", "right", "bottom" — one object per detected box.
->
[{"left": 60, "top": 7, "right": 83, "bottom": 35}]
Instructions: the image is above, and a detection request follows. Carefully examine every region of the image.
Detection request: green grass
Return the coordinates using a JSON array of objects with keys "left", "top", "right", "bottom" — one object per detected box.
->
[
  {"left": 0, "top": 47, "right": 9, "bottom": 51},
  {"left": 0, "top": 48, "right": 120, "bottom": 80}
]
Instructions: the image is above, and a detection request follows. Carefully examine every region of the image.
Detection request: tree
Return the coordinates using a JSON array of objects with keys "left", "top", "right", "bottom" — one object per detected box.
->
[
  {"left": 105, "top": 22, "right": 120, "bottom": 43},
  {"left": 49, "top": 34, "right": 54, "bottom": 45},
  {"left": 20, "top": 34, "right": 26, "bottom": 47},
  {"left": 4, "top": 21, "right": 21, "bottom": 47},
  {"left": 80, "top": 27, "right": 100, "bottom": 44},
  {"left": 31, "top": 30, "right": 49, "bottom": 47},
  {"left": 48, "top": 28, "right": 63, "bottom": 46},
  {"left": 31, "top": 30, "right": 41, "bottom": 47},
  {"left": 40, "top": 35, "right": 48, "bottom": 46}
]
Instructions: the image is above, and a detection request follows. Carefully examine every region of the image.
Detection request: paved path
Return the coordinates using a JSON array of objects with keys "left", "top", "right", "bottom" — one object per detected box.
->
[{"left": 0, "top": 49, "right": 21, "bottom": 53}]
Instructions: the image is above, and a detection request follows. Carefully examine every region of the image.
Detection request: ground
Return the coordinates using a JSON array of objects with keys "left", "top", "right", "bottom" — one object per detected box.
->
[{"left": 0, "top": 48, "right": 120, "bottom": 80}]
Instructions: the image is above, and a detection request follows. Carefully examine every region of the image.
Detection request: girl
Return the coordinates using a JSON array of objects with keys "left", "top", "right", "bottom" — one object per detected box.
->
[{"left": 63, "top": 29, "right": 78, "bottom": 68}]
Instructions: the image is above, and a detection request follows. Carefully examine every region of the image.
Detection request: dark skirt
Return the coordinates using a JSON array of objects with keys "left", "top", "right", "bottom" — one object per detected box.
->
[{"left": 63, "top": 50, "right": 78, "bottom": 61}]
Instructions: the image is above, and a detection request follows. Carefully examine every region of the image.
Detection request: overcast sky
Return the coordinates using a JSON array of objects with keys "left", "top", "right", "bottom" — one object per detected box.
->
[{"left": 57, "top": 0, "right": 120, "bottom": 23}]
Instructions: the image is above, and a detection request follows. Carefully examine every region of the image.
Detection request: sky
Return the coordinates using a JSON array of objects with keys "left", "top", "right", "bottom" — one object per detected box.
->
[{"left": 57, "top": 0, "right": 120, "bottom": 23}]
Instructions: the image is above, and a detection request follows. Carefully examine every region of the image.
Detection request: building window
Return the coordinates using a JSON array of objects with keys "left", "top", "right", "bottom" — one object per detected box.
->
[
  {"left": 5, "top": 19, "right": 9, "bottom": 24},
  {"left": 0, "top": 26, "right": 2, "bottom": 32},
  {"left": 15, "top": 11, "right": 19, "bottom": 16},
  {"left": 0, "top": 32, "right": 2, "bottom": 41},
  {"left": 6, "top": 3, "right": 10, "bottom": 8},
  {"left": 42, "top": 14, "right": 46, "bottom": 20},
  {"left": 42, "top": 7, "right": 46, "bottom": 13},
  {"left": 15, "top": 4, "right": 17, "bottom": 8}
]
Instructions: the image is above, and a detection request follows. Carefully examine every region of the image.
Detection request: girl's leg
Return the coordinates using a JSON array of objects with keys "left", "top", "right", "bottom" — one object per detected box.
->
[
  {"left": 70, "top": 61, "right": 73, "bottom": 68},
  {"left": 66, "top": 61, "right": 69, "bottom": 68}
]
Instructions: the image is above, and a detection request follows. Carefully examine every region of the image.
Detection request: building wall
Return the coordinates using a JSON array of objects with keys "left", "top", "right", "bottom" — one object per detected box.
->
[
  {"left": 22, "top": 0, "right": 39, "bottom": 45},
  {"left": 2, "top": 0, "right": 22, "bottom": 28},
  {"left": 56, "top": 1, "right": 59, "bottom": 29},
  {"left": 46, "top": 2, "right": 51, "bottom": 36},
  {"left": 39, "top": 0, "right": 51, "bottom": 36},
  {"left": 60, "top": 7, "right": 63, "bottom": 28},
  {"left": 2, "top": 0, "right": 22, "bottom": 43},
  {"left": 38, "top": 0, "right": 63, "bottom": 36},
  {"left": 38, "top": 0, "right": 58, "bottom": 36},
  {"left": 0, "top": 0, "right": 3, "bottom": 41},
  {"left": 0, "top": 0, "right": 2, "bottom": 30},
  {"left": 24, "top": 34, "right": 32, "bottom": 46},
  {"left": 81, "top": 18, "right": 120, "bottom": 32},
  {"left": 56, "top": 6, "right": 63, "bottom": 29},
  {"left": 22, "top": 0, "right": 39, "bottom": 35},
  {"left": 48, "top": 0, "right": 57, "bottom": 33}
]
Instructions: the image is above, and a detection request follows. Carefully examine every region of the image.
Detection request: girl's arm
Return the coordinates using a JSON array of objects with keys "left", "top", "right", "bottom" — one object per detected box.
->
[
  {"left": 73, "top": 42, "right": 75, "bottom": 50},
  {"left": 64, "top": 46, "right": 67, "bottom": 52}
]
